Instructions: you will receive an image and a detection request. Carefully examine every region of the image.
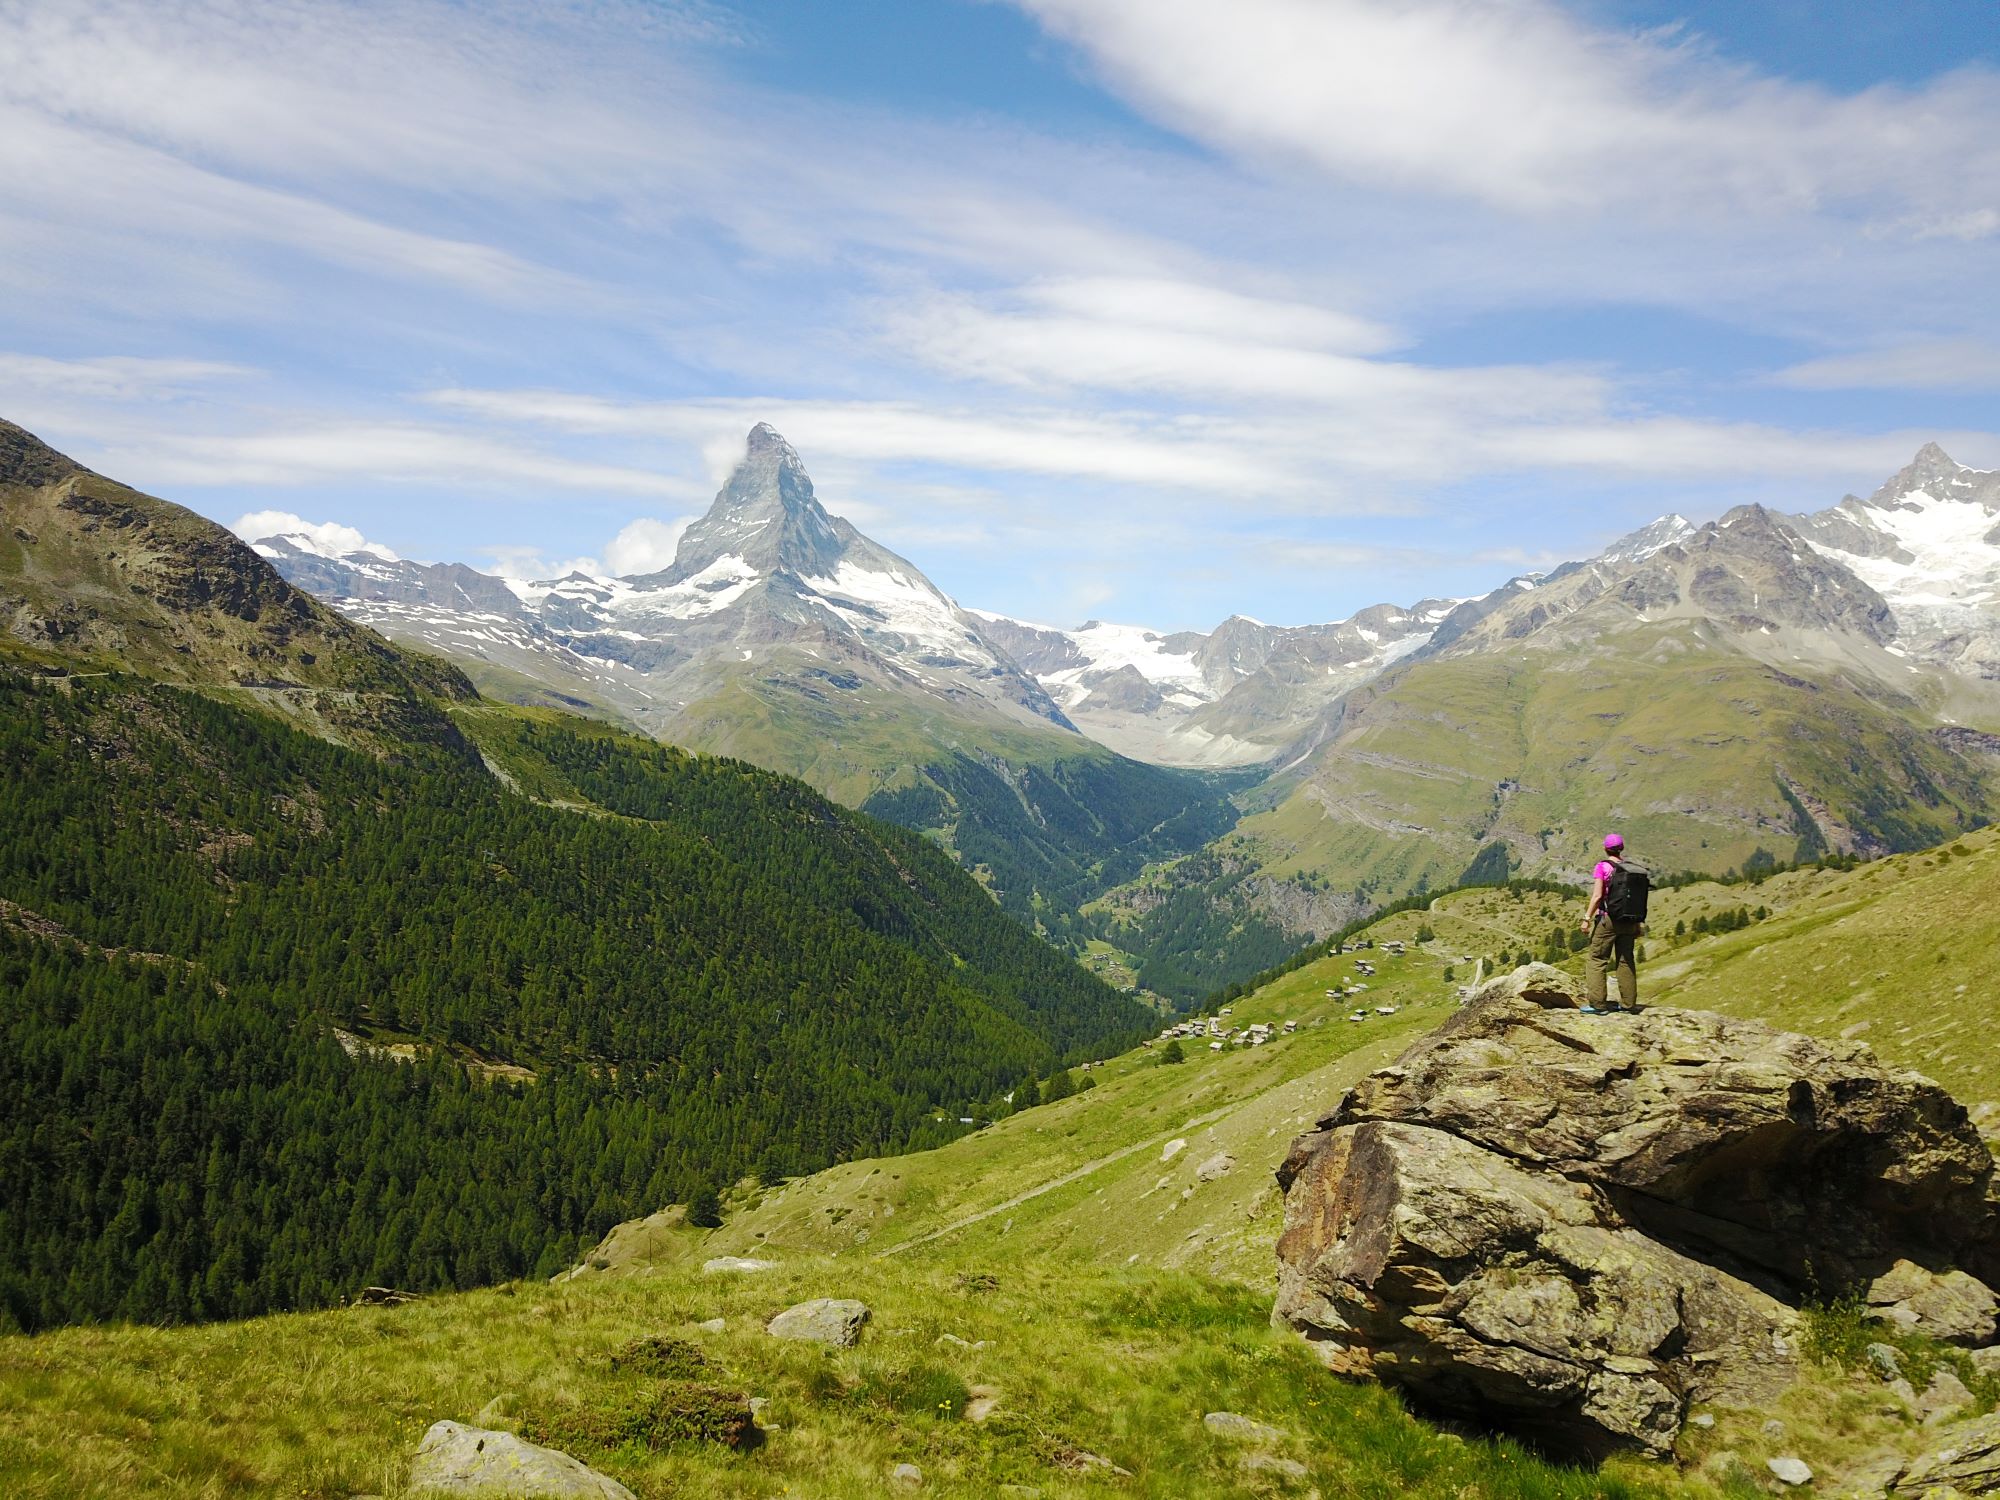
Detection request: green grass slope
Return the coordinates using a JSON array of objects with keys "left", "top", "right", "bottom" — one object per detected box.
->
[
  {"left": 1233, "top": 622, "right": 1995, "bottom": 905},
  {"left": 9, "top": 828, "right": 2000, "bottom": 1496},
  {"left": 665, "top": 656, "right": 1245, "bottom": 949}
]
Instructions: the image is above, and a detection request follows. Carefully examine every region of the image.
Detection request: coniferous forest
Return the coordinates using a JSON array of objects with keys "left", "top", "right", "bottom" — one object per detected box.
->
[{"left": 0, "top": 666, "right": 1150, "bottom": 1332}]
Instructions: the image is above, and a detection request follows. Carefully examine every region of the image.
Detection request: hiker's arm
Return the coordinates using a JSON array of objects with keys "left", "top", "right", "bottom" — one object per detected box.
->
[{"left": 1582, "top": 875, "right": 1605, "bottom": 929}]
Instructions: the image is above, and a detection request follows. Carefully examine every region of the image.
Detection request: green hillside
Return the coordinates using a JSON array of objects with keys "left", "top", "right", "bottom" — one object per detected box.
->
[
  {"left": 15, "top": 829, "right": 1997, "bottom": 1495},
  {"left": 663, "top": 655, "right": 1243, "bottom": 951},
  {"left": 1227, "top": 621, "right": 1995, "bottom": 910},
  {"left": 0, "top": 664, "right": 1152, "bottom": 1333}
]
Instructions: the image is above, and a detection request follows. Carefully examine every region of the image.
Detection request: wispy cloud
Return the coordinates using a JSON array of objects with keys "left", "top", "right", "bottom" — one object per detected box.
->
[
  {"left": 1770, "top": 339, "right": 2000, "bottom": 393},
  {"left": 1012, "top": 0, "right": 2000, "bottom": 222},
  {"left": 0, "top": 352, "right": 255, "bottom": 399},
  {"left": 1, "top": 0, "right": 1994, "bottom": 631},
  {"left": 95, "top": 420, "right": 690, "bottom": 498}
]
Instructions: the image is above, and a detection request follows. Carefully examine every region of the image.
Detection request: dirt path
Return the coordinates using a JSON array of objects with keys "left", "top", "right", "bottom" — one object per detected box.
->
[{"left": 875, "top": 1103, "right": 1237, "bottom": 1259}]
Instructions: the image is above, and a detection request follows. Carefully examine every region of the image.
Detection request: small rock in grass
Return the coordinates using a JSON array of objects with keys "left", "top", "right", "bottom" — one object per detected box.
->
[
  {"left": 696, "top": 1317, "right": 726, "bottom": 1333},
  {"left": 965, "top": 1385, "right": 1000, "bottom": 1423},
  {"left": 1161, "top": 1138, "right": 1187, "bottom": 1164},
  {"left": 1239, "top": 1453, "right": 1310, "bottom": 1479},
  {"left": 1196, "top": 1152, "right": 1236, "bottom": 1183},
  {"left": 702, "top": 1256, "right": 777, "bottom": 1274},
  {"left": 1766, "top": 1455, "right": 1812, "bottom": 1486},
  {"left": 1688, "top": 1413, "right": 1715, "bottom": 1430},
  {"left": 1866, "top": 1342, "right": 1903, "bottom": 1381},
  {"left": 767, "top": 1297, "right": 870, "bottom": 1347},
  {"left": 1204, "top": 1411, "right": 1289, "bottom": 1444},
  {"left": 407, "top": 1420, "right": 636, "bottom": 1499},
  {"left": 1762, "top": 1419, "right": 1786, "bottom": 1439},
  {"left": 891, "top": 1461, "right": 923, "bottom": 1487}
]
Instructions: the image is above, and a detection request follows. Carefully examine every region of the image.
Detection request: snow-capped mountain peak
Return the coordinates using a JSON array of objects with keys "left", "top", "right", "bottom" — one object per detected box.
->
[{"left": 1601, "top": 513, "right": 1697, "bottom": 565}]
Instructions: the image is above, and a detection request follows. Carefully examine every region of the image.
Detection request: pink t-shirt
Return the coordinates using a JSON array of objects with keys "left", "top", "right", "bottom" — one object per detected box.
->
[{"left": 1593, "top": 860, "right": 1617, "bottom": 882}]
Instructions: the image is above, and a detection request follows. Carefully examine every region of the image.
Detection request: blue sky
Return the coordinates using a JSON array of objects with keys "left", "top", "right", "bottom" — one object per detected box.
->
[{"left": 2, "top": 0, "right": 1997, "bottom": 631}]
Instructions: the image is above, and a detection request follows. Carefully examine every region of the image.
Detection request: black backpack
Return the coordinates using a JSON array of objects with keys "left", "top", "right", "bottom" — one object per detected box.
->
[{"left": 1605, "top": 858, "right": 1650, "bottom": 923}]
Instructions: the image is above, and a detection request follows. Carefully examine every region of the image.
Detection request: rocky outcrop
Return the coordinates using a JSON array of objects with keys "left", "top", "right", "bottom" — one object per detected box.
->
[
  {"left": 1892, "top": 1410, "right": 2000, "bottom": 1492},
  {"left": 1273, "top": 979, "right": 2000, "bottom": 1460},
  {"left": 407, "top": 1420, "right": 636, "bottom": 1498}
]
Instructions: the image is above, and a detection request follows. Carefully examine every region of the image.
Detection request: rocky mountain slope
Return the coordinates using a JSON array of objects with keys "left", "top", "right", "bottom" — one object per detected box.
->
[
  {"left": 261, "top": 424, "right": 1068, "bottom": 743},
  {"left": 255, "top": 423, "right": 1237, "bottom": 938},
  {"left": 0, "top": 417, "right": 475, "bottom": 754}
]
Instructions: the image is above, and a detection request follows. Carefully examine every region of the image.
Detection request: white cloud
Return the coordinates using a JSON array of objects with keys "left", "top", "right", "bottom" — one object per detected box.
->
[
  {"left": 882, "top": 281, "right": 1602, "bottom": 417},
  {"left": 1014, "top": 0, "right": 2000, "bottom": 221},
  {"left": 0, "top": 352, "right": 253, "bottom": 399},
  {"left": 603, "top": 517, "right": 690, "bottom": 576},
  {"left": 230, "top": 509, "right": 396, "bottom": 560},
  {"left": 426, "top": 388, "right": 1304, "bottom": 495},
  {"left": 93, "top": 421, "right": 688, "bottom": 498},
  {"left": 1771, "top": 339, "right": 2000, "bottom": 393},
  {"left": 479, "top": 544, "right": 604, "bottom": 582},
  {"left": 427, "top": 384, "right": 1968, "bottom": 513}
]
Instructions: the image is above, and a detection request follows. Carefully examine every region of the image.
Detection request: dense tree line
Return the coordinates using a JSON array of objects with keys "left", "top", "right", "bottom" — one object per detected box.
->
[{"left": 0, "top": 670, "right": 1151, "bottom": 1330}]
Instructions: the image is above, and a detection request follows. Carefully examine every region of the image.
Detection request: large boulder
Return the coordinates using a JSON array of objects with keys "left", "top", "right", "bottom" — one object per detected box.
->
[
  {"left": 1273, "top": 983, "right": 2000, "bottom": 1461},
  {"left": 408, "top": 1420, "right": 636, "bottom": 1498},
  {"left": 767, "top": 1297, "right": 870, "bottom": 1347}
]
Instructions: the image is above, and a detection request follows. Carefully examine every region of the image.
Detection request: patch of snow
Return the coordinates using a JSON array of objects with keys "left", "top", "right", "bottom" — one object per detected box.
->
[
  {"left": 1043, "top": 620, "right": 1207, "bottom": 698},
  {"left": 801, "top": 559, "right": 993, "bottom": 663}
]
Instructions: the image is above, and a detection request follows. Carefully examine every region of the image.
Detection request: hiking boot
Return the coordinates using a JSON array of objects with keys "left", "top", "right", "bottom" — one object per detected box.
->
[{"left": 1577, "top": 1004, "right": 1601, "bottom": 1014}]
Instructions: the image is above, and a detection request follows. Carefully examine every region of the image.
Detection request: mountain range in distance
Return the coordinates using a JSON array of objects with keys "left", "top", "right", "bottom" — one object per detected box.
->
[
  {"left": 255, "top": 429, "right": 2000, "bottom": 772},
  {"left": 19, "top": 407, "right": 1998, "bottom": 992}
]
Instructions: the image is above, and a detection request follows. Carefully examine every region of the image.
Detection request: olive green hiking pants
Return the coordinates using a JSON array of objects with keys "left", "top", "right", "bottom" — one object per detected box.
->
[{"left": 1585, "top": 917, "right": 1642, "bottom": 1007}]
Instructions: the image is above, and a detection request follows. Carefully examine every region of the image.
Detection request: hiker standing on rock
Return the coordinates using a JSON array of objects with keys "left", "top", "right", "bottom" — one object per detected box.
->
[{"left": 1580, "top": 834, "right": 1648, "bottom": 1013}]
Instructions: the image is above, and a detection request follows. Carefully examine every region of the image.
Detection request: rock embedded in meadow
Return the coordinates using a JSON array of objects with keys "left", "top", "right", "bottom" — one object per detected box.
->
[
  {"left": 767, "top": 1297, "right": 870, "bottom": 1347},
  {"left": 1196, "top": 1152, "right": 1236, "bottom": 1183},
  {"left": 1203, "top": 1411, "right": 1289, "bottom": 1444},
  {"left": 1766, "top": 1456, "right": 1812, "bottom": 1486},
  {"left": 1273, "top": 985, "right": 2000, "bottom": 1461},
  {"left": 407, "top": 1420, "right": 636, "bottom": 1499},
  {"left": 703, "top": 1256, "right": 778, "bottom": 1275}
]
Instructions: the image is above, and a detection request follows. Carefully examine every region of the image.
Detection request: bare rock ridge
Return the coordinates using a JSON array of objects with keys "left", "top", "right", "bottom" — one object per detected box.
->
[
  {"left": 0, "top": 418, "right": 475, "bottom": 755},
  {"left": 1272, "top": 966, "right": 2000, "bottom": 1461}
]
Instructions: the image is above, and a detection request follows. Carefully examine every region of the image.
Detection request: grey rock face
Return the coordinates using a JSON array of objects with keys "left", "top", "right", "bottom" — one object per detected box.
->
[
  {"left": 1868, "top": 1259, "right": 2000, "bottom": 1346},
  {"left": 407, "top": 1420, "right": 636, "bottom": 1498},
  {"left": 767, "top": 1297, "right": 870, "bottom": 1347},
  {"left": 1273, "top": 985, "right": 2000, "bottom": 1461},
  {"left": 1203, "top": 1411, "right": 1288, "bottom": 1444},
  {"left": 1894, "top": 1409, "right": 2000, "bottom": 1491},
  {"left": 1766, "top": 1456, "right": 1812, "bottom": 1486}
]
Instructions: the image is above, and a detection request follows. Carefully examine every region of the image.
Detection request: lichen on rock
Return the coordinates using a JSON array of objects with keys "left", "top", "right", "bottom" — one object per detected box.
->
[{"left": 1272, "top": 980, "right": 2000, "bottom": 1460}]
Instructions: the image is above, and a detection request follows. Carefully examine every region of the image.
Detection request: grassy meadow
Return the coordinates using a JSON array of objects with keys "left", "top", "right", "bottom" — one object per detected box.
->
[{"left": 5, "top": 827, "right": 1998, "bottom": 1496}]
